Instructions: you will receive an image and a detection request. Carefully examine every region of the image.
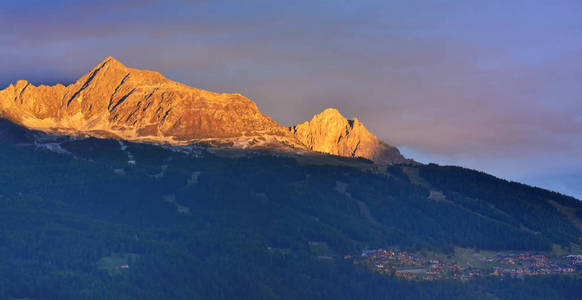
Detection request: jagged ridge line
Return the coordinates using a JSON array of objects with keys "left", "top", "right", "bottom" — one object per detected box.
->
[{"left": 67, "top": 60, "right": 109, "bottom": 107}]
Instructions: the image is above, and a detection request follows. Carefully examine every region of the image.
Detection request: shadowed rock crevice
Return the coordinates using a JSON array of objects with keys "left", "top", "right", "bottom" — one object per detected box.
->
[
  {"left": 18, "top": 82, "right": 30, "bottom": 104},
  {"left": 108, "top": 73, "right": 131, "bottom": 111},
  {"left": 110, "top": 88, "right": 136, "bottom": 113}
]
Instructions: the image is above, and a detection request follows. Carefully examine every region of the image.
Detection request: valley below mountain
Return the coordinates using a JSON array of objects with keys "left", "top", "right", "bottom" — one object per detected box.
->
[{"left": 0, "top": 121, "right": 581, "bottom": 299}]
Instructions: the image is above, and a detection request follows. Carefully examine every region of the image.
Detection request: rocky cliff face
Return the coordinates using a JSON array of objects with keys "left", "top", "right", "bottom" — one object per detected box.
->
[
  {"left": 0, "top": 57, "right": 297, "bottom": 147},
  {"left": 290, "top": 109, "right": 406, "bottom": 164},
  {"left": 0, "top": 57, "right": 406, "bottom": 164}
]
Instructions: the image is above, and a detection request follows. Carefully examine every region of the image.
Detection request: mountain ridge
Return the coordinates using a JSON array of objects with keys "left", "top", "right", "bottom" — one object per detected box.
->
[{"left": 0, "top": 57, "right": 406, "bottom": 164}]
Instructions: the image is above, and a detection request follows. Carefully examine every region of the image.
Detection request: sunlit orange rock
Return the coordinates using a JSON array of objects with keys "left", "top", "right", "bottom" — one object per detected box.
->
[
  {"left": 290, "top": 108, "right": 406, "bottom": 164},
  {"left": 0, "top": 57, "right": 406, "bottom": 164}
]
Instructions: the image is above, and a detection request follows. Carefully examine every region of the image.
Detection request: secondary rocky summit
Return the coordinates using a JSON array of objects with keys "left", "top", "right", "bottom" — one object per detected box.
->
[
  {"left": 0, "top": 57, "right": 406, "bottom": 164},
  {"left": 290, "top": 108, "right": 406, "bottom": 164}
]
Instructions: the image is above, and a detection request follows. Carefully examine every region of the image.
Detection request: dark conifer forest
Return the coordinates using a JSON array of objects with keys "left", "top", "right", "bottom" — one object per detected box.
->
[{"left": 0, "top": 136, "right": 581, "bottom": 299}]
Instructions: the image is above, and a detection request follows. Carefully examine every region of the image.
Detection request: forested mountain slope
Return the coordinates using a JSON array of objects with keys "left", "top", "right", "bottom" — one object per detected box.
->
[{"left": 0, "top": 124, "right": 581, "bottom": 299}]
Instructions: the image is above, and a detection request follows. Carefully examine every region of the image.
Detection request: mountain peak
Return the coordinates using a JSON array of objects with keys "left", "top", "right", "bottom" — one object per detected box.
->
[
  {"left": 318, "top": 108, "right": 343, "bottom": 118},
  {"left": 290, "top": 109, "right": 406, "bottom": 164},
  {"left": 0, "top": 58, "right": 407, "bottom": 164},
  {"left": 0, "top": 57, "right": 291, "bottom": 144},
  {"left": 100, "top": 56, "right": 125, "bottom": 68},
  {"left": 87, "top": 56, "right": 128, "bottom": 75},
  {"left": 310, "top": 109, "right": 361, "bottom": 129}
]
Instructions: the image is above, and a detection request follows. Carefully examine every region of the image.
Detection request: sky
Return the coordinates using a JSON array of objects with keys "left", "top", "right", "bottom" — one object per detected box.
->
[{"left": 1, "top": 0, "right": 581, "bottom": 199}]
